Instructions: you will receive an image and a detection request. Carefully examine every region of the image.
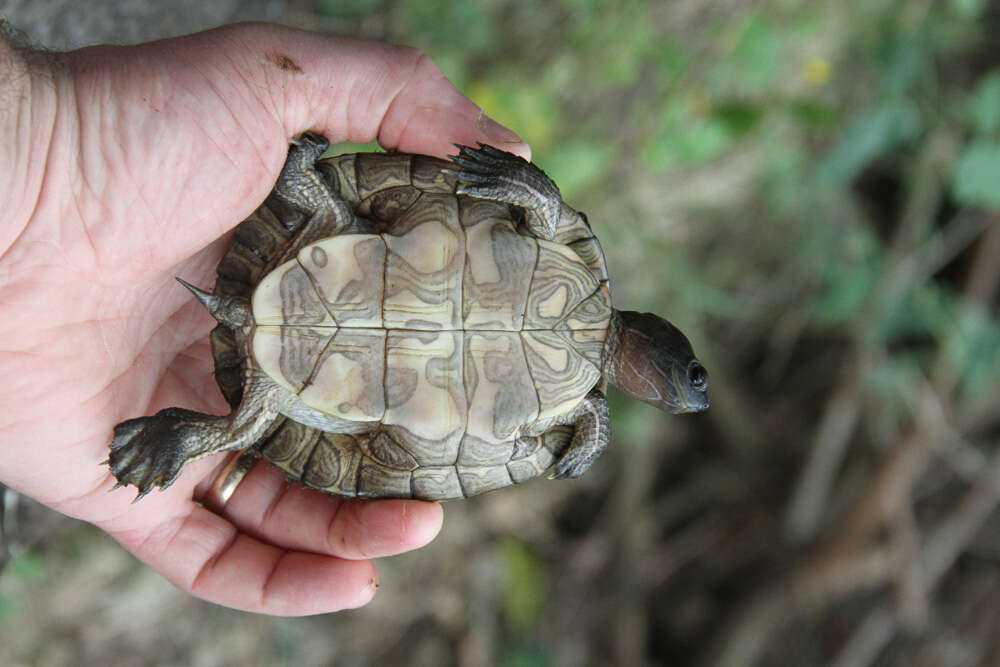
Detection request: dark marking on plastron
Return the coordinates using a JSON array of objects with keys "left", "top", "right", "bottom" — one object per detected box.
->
[
  {"left": 265, "top": 52, "right": 304, "bottom": 74},
  {"left": 310, "top": 246, "right": 328, "bottom": 268},
  {"left": 280, "top": 267, "right": 328, "bottom": 325},
  {"left": 385, "top": 367, "right": 419, "bottom": 409}
]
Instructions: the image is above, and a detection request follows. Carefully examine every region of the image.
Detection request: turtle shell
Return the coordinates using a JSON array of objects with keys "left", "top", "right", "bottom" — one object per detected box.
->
[{"left": 210, "top": 152, "right": 611, "bottom": 499}]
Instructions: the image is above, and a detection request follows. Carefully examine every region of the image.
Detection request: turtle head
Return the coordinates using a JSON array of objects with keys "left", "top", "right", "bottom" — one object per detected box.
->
[{"left": 605, "top": 310, "right": 709, "bottom": 414}]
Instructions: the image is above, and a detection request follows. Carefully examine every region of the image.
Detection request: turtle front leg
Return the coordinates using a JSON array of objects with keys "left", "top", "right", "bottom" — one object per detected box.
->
[
  {"left": 549, "top": 389, "right": 611, "bottom": 479},
  {"left": 272, "top": 132, "right": 335, "bottom": 214},
  {"left": 448, "top": 143, "right": 563, "bottom": 240},
  {"left": 108, "top": 375, "right": 288, "bottom": 499},
  {"left": 271, "top": 134, "right": 362, "bottom": 260}
]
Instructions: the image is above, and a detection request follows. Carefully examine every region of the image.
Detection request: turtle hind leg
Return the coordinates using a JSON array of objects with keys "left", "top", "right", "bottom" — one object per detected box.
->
[
  {"left": 447, "top": 143, "right": 563, "bottom": 240},
  {"left": 549, "top": 390, "right": 611, "bottom": 479},
  {"left": 108, "top": 408, "right": 232, "bottom": 499},
  {"left": 271, "top": 134, "right": 360, "bottom": 262},
  {"left": 272, "top": 133, "right": 332, "bottom": 213},
  {"left": 108, "top": 375, "right": 288, "bottom": 499}
]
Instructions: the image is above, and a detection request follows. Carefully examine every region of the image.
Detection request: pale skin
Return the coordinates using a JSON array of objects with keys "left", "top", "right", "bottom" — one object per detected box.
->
[{"left": 0, "top": 23, "right": 530, "bottom": 615}]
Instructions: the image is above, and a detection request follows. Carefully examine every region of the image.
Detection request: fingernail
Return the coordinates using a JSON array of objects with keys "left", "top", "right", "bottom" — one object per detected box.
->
[{"left": 477, "top": 110, "right": 523, "bottom": 146}]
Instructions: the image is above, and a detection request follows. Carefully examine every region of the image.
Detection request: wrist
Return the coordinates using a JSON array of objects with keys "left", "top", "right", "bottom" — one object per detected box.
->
[{"left": 0, "top": 27, "right": 59, "bottom": 259}]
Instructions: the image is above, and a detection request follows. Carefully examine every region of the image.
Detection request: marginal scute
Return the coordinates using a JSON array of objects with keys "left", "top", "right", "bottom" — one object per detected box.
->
[
  {"left": 384, "top": 424, "right": 463, "bottom": 467},
  {"left": 568, "top": 236, "right": 610, "bottom": 282},
  {"left": 357, "top": 458, "right": 412, "bottom": 497},
  {"left": 259, "top": 419, "right": 322, "bottom": 481},
  {"left": 365, "top": 431, "right": 419, "bottom": 470},
  {"left": 301, "top": 432, "right": 363, "bottom": 495},
  {"left": 234, "top": 209, "right": 292, "bottom": 265},
  {"left": 368, "top": 185, "right": 421, "bottom": 224},
  {"left": 356, "top": 152, "right": 412, "bottom": 201},
  {"left": 457, "top": 433, "right": 514, "bottom": 467},
  {"left": 411, "top": 466, "right": 464, "bottom": 500},
  {"left": 458, "top": 465, "right": 514, "bottom": 496},
  {"left": 217, "top": 242, "right": 260, "bottom": 284},
  {"left": 317, "top": 154, "right": 360, "bottom": 206},
  {"left": 411, "top": 155, "right": 457, "bottom": 192}
]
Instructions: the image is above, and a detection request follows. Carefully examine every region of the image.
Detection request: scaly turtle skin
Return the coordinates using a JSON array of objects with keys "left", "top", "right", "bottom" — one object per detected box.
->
[{"left": 108, "top": 135, "right": 709, "bottom": 501}]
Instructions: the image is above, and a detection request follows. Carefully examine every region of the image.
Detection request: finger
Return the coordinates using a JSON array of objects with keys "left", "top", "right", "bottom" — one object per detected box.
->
[
  {"left": 206, "top": 24, "right": 530, "bottom": 159},
  {"left": 66, "top": 24, "right": 530, "bottom": 282},
  {"left": 112, "top": 505, "right": 379, "bottom": 615},
  {"left": 211, "top": 457, "right": 444, "bottom": 560}
]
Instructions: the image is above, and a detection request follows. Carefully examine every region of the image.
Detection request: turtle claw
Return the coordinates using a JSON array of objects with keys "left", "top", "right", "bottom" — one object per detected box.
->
[
  {"left": 446, "top": 143, "right": 561, "bottom": 240},
  {"left": 290, "top": 132, "right": 330, "bottom": 156},
  {"left": 107, "top": 408, "right": 207, "bottom": 496},
  {"left": 548, "top": 447, "right": 596, "bottom": 480}
]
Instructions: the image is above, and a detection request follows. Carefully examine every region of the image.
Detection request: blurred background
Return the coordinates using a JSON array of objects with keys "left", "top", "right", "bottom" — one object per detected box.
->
[{"left": 2, "top": 0, "right": 1000, "bottom": 665}]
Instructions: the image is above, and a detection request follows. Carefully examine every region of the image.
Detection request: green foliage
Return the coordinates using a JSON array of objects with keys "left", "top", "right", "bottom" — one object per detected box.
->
[
  {"left": 324, "top": 141, "right": 382, "bottom": 156},
  {"left": 944, "top": 301, "right": 1000, "bottom": 400},
  {"left": 0, "top": 594, "right": 17, "bottom": 622},
  {"left": 398, "top": 1, "right": 497, "bottom": 56},
  {"left": 499, "top": 538, "right": 547, "bottom": 635},
  {"left": 949, "top": 0, "right": 985, "bottom": 19},
  {"left": 0, "top": 550, "right": 45, "bottom": 622},
  {"left": 502, "top": 643, "right": 554, "bottom": 667},
  {"left": 466, "top": 79, "right": 557, "bottom": 151},
  {"left": 878, "top": 36, "right": 932, "bottom": 98},
  {"left": 536, "top": 142, "right": 614, "bottom": 199},
  {"left": 730, "top": 14, "right": 783, "bottom": 90},
  {"left": 643, "top": 99, "right": 738, "bottom": 168},
  {"left": 314, "top": 0, "right": 387, "bottom": 18},
  {"left": 951, "top": 142, "right": 1000, "bottom": 208},
  {"left": 816, "top": 101, "right": 922, "bottom": 183},
  {"left": 6, "top": 550, "right": 44, "bottom": 582},
  {"left": 969, "top": 71, "right": 1000, "bottom": 136}
]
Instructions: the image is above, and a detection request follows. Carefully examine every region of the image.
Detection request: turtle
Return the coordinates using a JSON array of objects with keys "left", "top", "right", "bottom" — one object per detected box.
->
[{"left": 108, "top": 134, "right": 709, "bottom": 501}]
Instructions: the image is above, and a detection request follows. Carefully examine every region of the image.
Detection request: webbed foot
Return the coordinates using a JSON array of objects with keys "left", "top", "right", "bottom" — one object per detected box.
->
[
  {"left": 108, "top": 408, "right": 225, "bottom": 499},
  {"left": 549, "top": 391, "right": 611, "bottom": 479},
  {"left": 447, "top": 143, "right": 562, "bottom": 239}
]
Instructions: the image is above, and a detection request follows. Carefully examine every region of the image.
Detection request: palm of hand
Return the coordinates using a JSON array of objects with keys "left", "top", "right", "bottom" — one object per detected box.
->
[{"left": 0, "top": 25, "right": 525, "bottom": 614}]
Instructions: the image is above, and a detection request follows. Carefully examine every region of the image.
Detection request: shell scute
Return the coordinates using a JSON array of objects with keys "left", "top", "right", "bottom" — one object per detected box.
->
[
  {"left": 383, "top": 331, "right": 466, "bottom": 443},
  {"left": 383, "top": 194, "right": 465, "bottom": 329},
  {"left": 462, "top": 215, "right": 536, "bottom": 331},
  {"left": 411, "top": 466, "right": 463, "bottom": 499},
  {"left": 356, "top": 152, "right": 412, "bottom": 201},
  {"left": 463, "top": 331, "right": 540, "bottom": 443},
  {"left": 297, "top": 235, "right": 385, "bottom": 327},
  {"left": 300, "top": 328, "right": 386, "bottom": 421},
  {"left": 524, "top": 240, "right": 599, "bottom": 328}
]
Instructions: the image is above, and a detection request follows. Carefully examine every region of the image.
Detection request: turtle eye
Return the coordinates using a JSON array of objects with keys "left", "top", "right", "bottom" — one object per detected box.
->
[{"left": 688, "top": 361, "right": 708, "bottom": 391}]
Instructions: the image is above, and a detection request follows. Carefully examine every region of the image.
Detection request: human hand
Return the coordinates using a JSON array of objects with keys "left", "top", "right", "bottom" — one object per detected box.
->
[{"left": 0, "top": 23, "right": 529, "bottom": 615}]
